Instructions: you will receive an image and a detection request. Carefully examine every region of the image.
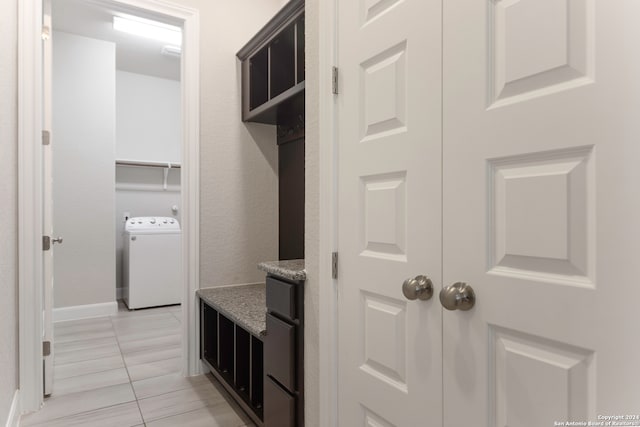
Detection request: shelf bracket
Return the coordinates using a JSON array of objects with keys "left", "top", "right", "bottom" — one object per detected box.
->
[{"left": 163, "top": 162, "right": 171, "bottom": 191}]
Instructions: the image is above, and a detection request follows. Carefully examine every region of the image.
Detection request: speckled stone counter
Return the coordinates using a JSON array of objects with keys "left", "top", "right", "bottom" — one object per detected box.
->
[
  {"left": 197, "top": 284, "right": 266, "bottom": 337},
  {"left": 257, "top": 259, "right": 306, "bottom": 281}
]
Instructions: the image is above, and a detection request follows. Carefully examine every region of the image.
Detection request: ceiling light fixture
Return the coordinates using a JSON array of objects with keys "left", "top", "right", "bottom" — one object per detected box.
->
[{"left": 113, "top": 15, "right": 182, "bottom": 45}]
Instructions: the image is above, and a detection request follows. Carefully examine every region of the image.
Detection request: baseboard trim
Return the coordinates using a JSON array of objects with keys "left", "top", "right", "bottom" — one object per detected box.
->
[
  {"left": 5, "top": 390, "right": 19, "bottom": 427},
  {"left": 53, "top": 301, "right": 118, "bottom": 323}
]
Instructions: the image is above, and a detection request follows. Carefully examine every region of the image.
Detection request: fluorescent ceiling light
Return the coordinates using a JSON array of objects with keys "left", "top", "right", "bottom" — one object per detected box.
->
[{"left": 113, "top": 15, "right": 181, "bottom": 45}]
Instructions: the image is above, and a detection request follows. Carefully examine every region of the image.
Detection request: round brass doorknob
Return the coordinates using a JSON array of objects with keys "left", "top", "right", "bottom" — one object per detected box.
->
[
  {"left": 402, "top": 275, "right": 434, "bottom": 301},
  {"left": 439, "top": 282, "right": 475, "bottom": 311}
]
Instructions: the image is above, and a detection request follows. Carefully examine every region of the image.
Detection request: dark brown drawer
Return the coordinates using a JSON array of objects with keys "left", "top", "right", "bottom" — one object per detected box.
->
[
  {"left": 264, "top": 375, "right": 295, "bottom": 427},
  {"left": 265, "top": 313, "right": 295, "bottom": 391},
  {"left": 266, "top": 277, "right": 296, "bottom": 320}
]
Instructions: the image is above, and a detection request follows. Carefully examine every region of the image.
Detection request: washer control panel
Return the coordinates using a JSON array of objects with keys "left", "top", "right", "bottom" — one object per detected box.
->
[{"left": 125, "top": 217, "right": 180, "bottom": 231}]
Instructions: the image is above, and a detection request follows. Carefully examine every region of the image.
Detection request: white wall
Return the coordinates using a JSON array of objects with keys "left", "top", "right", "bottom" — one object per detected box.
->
[
  {"left": 53, "top": 31, "right": 116, "bottom": 308},
  {"left": 115, "top": 70, "right": 182, "bottom": 291},
  {"left": 174, "top": 0, "right": 283, "bottom": 287},
  {"left": 0, "top": 0, "right": 19, "bottom": 421},
  {"left": 116, "top": 70, "right": 181, "bottom": 163}
]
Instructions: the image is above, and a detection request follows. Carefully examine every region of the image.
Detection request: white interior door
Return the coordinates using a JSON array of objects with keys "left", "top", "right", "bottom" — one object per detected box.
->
[
  {"left": 42, "top": 0, "right": 55, "bottom": 396},
  {"left": 336, "top": 0, "right": 443, "bottom": 425},
  {"left": 337, "top": 0, "right": 640, "bottom": 425},
  {"left": 442, "top": 0, "right": 640, "bottom": 425}
]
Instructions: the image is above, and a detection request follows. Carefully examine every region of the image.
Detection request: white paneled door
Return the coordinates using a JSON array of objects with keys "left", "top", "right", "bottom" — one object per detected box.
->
[
  {"left": 337, "top": 0, "right": 640, "bottom": 425},
  {"left": 336, "top": 0, "right": 443, "bottom": 425},
  {"left": 442, "top": 0, "right": 640, "bottom": 425}
]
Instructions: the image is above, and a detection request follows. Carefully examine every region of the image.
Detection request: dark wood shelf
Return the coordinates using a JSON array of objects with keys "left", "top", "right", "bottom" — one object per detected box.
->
[
  {"left": 244, "top": 81, "right": 304, "bottom": 125},
  {"left": 238, "top": 0, "right": 305, "bottom": 123}
]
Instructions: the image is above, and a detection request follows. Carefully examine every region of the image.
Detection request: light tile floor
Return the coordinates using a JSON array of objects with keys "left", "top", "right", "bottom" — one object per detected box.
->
[{"left": 22, "top": 302, "right": 254, "bottom": 427}]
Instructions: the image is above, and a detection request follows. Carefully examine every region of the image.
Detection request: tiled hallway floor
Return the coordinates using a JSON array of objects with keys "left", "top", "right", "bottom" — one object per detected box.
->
[{"left": 22, "top": 302, "right": 254, "bottom": 427}]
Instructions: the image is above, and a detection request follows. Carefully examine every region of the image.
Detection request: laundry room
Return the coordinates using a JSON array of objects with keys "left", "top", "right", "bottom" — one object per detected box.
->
[{"left": 50, "top": 0, "right": 183, "bottom": 318}]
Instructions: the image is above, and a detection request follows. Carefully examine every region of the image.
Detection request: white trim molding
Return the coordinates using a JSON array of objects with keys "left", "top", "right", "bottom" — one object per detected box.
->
[
  {"left": 4, "top": 390, "right": 20, "bottom": 427},
  {"left": 176, "top": 1, "right": 201, "bottom": 378},
  {"left": 317, "top": 0, "right": 339, "bottom": 424},
  {"left": 18, "top": 0, "right": 201, "bottom": 414},
  {"left": 18, "top": 0, "right": 44, "bottom": 414},
  {"left": 53, "top": 302, "right": 118, "bottom": 323}
]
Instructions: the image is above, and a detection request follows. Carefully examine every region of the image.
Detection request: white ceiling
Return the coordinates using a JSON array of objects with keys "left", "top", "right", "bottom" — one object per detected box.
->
[{"left": 52, "top": 0, "right": 181, "bottom": 81}]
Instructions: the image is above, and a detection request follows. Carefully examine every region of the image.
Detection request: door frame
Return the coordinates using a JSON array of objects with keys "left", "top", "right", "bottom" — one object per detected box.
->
[
  {"left": 315, "top": 0, "right": 339, "bottom": 424},
  {"left": 17, "top": 0, "right": 200, "bottom": 413}
]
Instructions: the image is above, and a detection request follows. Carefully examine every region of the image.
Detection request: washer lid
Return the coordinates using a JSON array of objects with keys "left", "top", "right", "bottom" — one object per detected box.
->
[{"left": 125, "top": 217, "right": 180, "bottom": 232}]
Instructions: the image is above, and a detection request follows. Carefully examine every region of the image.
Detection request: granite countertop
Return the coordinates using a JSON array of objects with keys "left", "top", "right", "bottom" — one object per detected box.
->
[
  {"left": 258, "top": 259, "right": 306, "bottom": 281},
  {"left": 197, "top": 284, "right": 266, "bottom": 337}
]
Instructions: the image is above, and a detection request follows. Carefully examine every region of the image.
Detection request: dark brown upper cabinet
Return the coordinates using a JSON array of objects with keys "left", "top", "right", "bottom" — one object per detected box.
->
[{"left": 237, "top": 0, "right": 304, "bottom": 124}]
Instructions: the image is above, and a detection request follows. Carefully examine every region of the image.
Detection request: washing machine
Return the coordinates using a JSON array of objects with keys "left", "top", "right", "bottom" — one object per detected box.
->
[{"left": 123, "top": 217, "right": 181, "bottom": 309}]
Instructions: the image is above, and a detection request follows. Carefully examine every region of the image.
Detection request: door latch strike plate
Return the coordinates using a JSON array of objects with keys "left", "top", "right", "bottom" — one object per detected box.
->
[
  {"left": 43, "top": 341, "right": 51, "bottom": 357},
  {"left": 43, "top": 235, "right": 51, "bottom": 251}
]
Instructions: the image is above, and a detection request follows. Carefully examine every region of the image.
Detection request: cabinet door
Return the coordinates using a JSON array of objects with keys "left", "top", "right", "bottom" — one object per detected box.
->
[
  {"left": 264, "top": 376, "right": 295, "bottom": 427},
  {"left": 265, "top": 313, "right": 295, "bottom": 391},
  {"left": 266, "top": 277, "right": 296, "bottom": 320}
]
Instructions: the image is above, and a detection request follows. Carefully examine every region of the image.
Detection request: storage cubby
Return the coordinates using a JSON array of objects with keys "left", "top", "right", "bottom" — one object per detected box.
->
[
  {"left": 251, "top": 335, "right": 264, "bottom": 411},
  {"left": 218, "top": 314, "right": 235, "bottom": 382},
  {"left": 201, "top": 303, "right": 218, "bottom": 368},
  {"left": 296, "top": 15, "right": 305, "bottom": 84},
  {"left": 199, "top": 296, "right": 266, "bottom": 426},
  {"left": 235, "top": 325, "right": 251, "bottom": 402},
  {"left": 270, "top": 23, "right": 296, "bottom": 99},
  {"left": 237, "top": 0, "right": 304, "bottom": 123},
  {"left": 249, "top": 47, "right": 269, "bottom": 110}
]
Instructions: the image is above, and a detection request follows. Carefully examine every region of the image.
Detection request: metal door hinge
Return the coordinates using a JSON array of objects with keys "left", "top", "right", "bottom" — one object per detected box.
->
[
  {"left": 43, "top": 341, "right": 51, "bottom": 357},
  {"left": 332, "top": 252, "right": 338, "bottom": 279},
  {"left": 43, "top": 235, "right": 51, "bottom": 251},
  {"left": 332, "top": 66, "right": 339, "bottom": 95},
  {"left": 42, "top": 130, "right": 50, "bottom": 146}
]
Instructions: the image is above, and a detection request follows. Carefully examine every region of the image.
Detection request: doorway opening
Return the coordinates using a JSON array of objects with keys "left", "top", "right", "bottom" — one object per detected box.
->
[
  {"left": 18, "top": 0, "right": 200, "bottom": 413},
  {"left": 45, "top": 0, "right": 187, "bottom": 402}
]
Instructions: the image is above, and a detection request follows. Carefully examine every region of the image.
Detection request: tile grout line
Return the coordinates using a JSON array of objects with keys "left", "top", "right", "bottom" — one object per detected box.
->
[
  {"left": 108, "top": 312, "right": 148, "bottom": 426},
  {"left": 53, "top": 350, "right": 123, "bottom": 367}
]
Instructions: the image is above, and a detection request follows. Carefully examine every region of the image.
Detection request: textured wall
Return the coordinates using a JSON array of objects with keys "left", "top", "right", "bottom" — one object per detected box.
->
[
  {"left": 174, "top": 0, "right": 286, "bottom": 288},
  {"left": 0, "top": 0, "right": 19, "bottom": 420}
]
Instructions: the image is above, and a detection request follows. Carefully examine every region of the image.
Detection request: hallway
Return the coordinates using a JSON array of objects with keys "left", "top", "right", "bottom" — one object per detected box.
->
[{"left": 21, "top": 304, "right": 254, "bottom": 426}]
